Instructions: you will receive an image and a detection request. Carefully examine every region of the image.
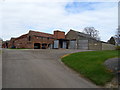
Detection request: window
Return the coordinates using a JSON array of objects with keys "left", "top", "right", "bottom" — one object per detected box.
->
[
  {"left": 47, "top": 37, "right": 49, "bottom": 40},
  {"left": 28, "top": 36, "right": 31, "bottom": 41}
]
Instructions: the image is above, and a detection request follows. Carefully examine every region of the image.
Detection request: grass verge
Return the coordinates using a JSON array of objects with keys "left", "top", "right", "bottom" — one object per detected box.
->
[{"left": 61, "top": 50, "right": 119, "bottom": 86}]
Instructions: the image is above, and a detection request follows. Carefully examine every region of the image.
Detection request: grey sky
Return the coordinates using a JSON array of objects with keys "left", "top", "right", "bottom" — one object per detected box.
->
[{"left": 0, "top": 0, "right": 118, "bottom": 41}]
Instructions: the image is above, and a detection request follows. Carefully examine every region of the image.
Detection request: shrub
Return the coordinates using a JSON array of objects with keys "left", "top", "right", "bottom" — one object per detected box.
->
[{"left": 116, "top": 46, "right": 120, "bottom": 50}]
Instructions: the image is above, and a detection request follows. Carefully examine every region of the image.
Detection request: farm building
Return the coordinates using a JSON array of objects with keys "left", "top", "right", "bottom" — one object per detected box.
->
[
  {"left": 66, "top": 29, "right": 102, "bottom": 50},
  {"left": 2, "top": 29, "right": 115, "bottom": 50},
  {"left": 3, "top": 30, "right": 67, "bottom": 49}
]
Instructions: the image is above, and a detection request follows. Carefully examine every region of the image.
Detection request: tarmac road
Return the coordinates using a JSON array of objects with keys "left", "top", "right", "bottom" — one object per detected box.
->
[{"left": 2, "top": 49, "right": 99, "bottom": 88}]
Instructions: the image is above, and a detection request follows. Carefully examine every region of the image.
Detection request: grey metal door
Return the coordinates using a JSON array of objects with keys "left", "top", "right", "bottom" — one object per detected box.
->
[
  {"left": 62, "top": 41, "right": 67, "bottom": 49},
  {"left": 69, "top": 40, "right": 76, "bottom": 49},
  {"left": 50, "top": 44, "right": 53, "bottom": 49},
  {"left": 54, "top": 40, "right": 59, "bottom": 48},
  {"left": 78, "top": 40, "right": 88, "bottom": 50}
]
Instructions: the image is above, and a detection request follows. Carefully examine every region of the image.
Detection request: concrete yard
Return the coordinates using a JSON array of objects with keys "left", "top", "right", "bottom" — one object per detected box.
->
[{"left": 2, "top": 49, "right": 98, "bottom": 88}]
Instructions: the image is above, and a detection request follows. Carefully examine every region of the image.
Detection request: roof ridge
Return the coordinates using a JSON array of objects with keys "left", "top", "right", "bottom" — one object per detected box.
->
[
  {"left": 29, "top": 30, "right": 54, "bottom": 36},
  {"left": 70, "top": 29, "right": 97, "bottom": 40}
]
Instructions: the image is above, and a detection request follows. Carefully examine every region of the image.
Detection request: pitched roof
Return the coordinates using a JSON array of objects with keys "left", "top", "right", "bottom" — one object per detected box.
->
[
  {"left": 29, "top": 30, "right": 55, "bottom": 38},
  {"left": 9, "top": 34, "right": 28, "bottom": 41},
  {"left": 15, "top": 34, "right": 28, "bottom": 40},
  {"left": 69, "top": 29, "right": 97, "bottom": 40},
  {"left": 9, "top": 30, "right": 55, "bottom": 42}
]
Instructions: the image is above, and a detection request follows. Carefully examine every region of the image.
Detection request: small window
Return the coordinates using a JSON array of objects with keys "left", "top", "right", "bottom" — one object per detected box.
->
[
  {"left": 28, "top": 36, "right": 31, "bottom": 41},
  {"left": 47, "top": 37, "right": 49, "bottom": 40}
]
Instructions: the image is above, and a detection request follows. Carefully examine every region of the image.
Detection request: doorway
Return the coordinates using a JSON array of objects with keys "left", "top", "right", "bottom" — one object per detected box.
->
[
  {"left": 59, "top": 39, "right": 67, "bottom": 49},
  {"left": 34, "top": 43, "right": 41, "bottom": 49},
  {"left": 42, "top": 43, "right": 47, "bottom": 49}
]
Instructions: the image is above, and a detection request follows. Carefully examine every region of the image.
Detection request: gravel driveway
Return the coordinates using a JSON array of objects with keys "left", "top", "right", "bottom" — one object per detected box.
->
[{"left": 2, "top": 49, "right": 98, "bottom": 88}]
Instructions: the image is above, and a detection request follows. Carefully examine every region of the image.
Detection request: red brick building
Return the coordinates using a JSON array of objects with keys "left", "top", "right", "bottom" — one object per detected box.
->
[
  {"left": 4, "top": 30, "right": 66, "bottom": 49},
  {"left": 2, "top": 29, "right": 115, "bottom": 50}
]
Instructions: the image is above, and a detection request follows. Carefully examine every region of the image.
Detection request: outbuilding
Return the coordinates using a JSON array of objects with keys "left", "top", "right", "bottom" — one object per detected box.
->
[{"left": 66, "top": 29, "right": 102, "bottom": 50}]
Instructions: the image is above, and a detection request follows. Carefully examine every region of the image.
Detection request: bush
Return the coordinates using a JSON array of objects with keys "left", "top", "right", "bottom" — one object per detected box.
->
[{"left": 116, "top": 46, "right": 120, "bottom": 50}]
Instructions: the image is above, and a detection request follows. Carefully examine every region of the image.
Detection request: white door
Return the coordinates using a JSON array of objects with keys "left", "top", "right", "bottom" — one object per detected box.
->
[
  {"left": 54, "top": 40, "right": 59, "bottom": 48},
  {"left": 62, "top": 41, "right": 67, "bottom": 49}
]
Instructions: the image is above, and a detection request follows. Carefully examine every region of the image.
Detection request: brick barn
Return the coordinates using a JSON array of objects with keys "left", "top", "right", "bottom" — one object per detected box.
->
[
  {"left": 2, "top": 29, "right": 115, "bottom": 50},
  {"left": 5, "top": 30, "right": 67, "bottom": 49}
]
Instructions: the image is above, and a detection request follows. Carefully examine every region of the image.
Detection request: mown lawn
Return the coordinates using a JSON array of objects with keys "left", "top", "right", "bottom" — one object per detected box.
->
[{"left": 61, "top": 50, "right": 119, "bottom": 86}]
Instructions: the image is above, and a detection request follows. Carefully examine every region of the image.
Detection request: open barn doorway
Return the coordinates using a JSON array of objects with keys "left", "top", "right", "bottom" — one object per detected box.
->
[
  {"left": 59, "top": 39, "right": 67, "bottom": 49},
  {"left": 34, "top": 43, "right": 41, "bottom": 49},
  {"left": 42, "top": 43, "right": 47, "bottom": 49}
]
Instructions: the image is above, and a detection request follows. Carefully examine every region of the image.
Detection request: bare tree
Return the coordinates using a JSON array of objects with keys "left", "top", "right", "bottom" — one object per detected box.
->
[{"left": 83, "top": 27, "right": 100, "bottom": 40}]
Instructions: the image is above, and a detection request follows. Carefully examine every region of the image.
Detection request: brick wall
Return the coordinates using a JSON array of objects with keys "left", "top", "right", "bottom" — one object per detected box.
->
[
  {"left": 7, "top": 30, "right": 56, "bottom": 49},
  {"left": 54, "top": 30, "right": 65, "bottom": 39}
]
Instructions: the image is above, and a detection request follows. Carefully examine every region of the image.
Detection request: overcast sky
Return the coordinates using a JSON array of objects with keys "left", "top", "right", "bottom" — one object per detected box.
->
[{"left": 0, "top": 0, "right": 118, "bottom": 41}]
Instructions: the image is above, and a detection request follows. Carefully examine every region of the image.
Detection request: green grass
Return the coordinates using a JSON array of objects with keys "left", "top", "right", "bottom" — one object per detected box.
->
[{"left": 61, "top": 50, "right": 119, "bottom": 86}]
